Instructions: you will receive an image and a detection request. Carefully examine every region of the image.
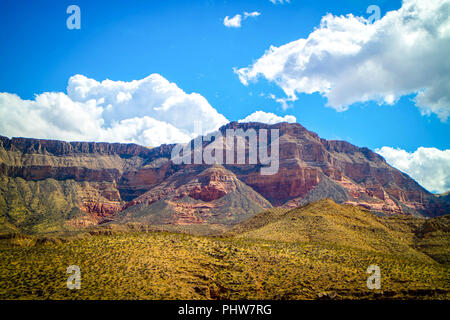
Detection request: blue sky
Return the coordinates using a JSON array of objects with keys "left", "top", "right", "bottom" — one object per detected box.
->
[{"left": 0, "top": 0, "right": 449, "bottom": 192}]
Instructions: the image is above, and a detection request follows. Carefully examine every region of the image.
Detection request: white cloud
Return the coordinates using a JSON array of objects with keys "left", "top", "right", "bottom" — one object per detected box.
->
[
  {"left": 224, "top": 11, "right": 261, "bottom": 28},
  {"left": 0, "top": 74, "right": 229, "bottom": 146},
  {"left": 244, "top": 11, "right": 261, "bottom": 18},
  {"left": 224, "top": 14, "right": 242, "bottom": 28},
  {"left": 235, "top": 0, "right": 450, "bottom": 121},
  {"left": 267, "top": 93, "right": 296, "bottom": 110},
  {"left": 376, "top": 146, "right": 450, "bottom": 193},
  {"left": 238, "top": 111, "right": 296, "bottom": 124}
]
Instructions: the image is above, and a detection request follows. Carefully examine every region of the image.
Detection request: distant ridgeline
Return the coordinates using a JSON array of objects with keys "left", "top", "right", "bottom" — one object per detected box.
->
[{"left": 0, "top": 122, "right": 448, "bottom": 234}]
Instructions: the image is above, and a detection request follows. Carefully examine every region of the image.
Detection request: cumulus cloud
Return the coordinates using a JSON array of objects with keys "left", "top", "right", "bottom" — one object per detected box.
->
[
  {"left": 235, "top": 0, "right": 450, "bottom": 121},
  {"left": 224, "top": 11, "right": 260, "bottom": 28},
  {"left": 0, "top": 74, "right": 228, "bottom": 146},
  {"left": 224, "top": 14, "right": 242, "bottom": 28},
  {"left": 376, "top": 146, "right": 450, "bottom": 193},
  {"left": 238, "top": 111, "right": 296, "bottom": 124}
]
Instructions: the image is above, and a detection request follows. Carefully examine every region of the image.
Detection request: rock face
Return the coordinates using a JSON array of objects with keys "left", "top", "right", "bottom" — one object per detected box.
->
[
  {"left": 220, "top": 122, "right": 448, "bottom": 217},
  {"left": 119, "top": 165, "right": 272, "bottom": 225},
  {"left": 0, "top": 122, "right": 448, "bottom": 232}
]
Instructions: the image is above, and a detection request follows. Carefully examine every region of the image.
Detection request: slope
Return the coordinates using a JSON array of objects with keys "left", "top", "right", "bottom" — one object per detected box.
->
[{"left": 233, "top": 199, "right": 441, "bottom": 263}]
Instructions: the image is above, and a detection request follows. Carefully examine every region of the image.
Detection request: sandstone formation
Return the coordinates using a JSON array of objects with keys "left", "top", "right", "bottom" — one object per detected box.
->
[{"left": 0, "top": 122, "right": 448, "bottom": 232}]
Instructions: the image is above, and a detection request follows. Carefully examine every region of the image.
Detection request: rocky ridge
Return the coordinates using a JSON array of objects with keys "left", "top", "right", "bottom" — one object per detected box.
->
[{"left": 0, "top": 122, "right": 448, "bottom": 233}]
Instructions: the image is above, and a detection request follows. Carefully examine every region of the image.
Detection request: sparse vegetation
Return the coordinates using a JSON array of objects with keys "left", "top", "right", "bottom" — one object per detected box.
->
[{"left": 0, "top": 200, "right": 449, "bottom": 300}]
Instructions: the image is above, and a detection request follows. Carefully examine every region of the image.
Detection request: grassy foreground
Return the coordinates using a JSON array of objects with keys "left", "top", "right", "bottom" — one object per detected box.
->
[{"left": 0, "top": 231, "right": 449, "bottom": 300}]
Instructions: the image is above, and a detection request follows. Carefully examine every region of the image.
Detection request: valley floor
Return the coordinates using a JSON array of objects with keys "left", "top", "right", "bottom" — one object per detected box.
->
[{"left": 0, "top": 231, "right": 448, "bottom": 300}]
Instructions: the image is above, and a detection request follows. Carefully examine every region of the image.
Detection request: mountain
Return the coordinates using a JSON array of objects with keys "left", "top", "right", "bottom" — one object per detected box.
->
[
  {"left": 220, "top": 122, "right": 447, "bottom": 216},
  {"left": 0, "top": 122, "right": 448, "bottom": 233}
]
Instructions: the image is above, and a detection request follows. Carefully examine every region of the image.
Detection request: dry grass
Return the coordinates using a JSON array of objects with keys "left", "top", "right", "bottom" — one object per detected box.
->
[
  {"left": 1, "top": 199, "right": 448, "bottom": 300},
  {"left": 0, "top": 231, "right": 448, "bottom": 300}
]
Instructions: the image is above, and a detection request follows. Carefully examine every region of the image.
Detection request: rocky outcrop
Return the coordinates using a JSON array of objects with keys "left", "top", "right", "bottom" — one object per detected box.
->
[
  {"left": 0, "top": 136, "right": 167, "bottom": 157},
  {"left": 120, "top": 165, "right": 272, "bottom": 225},
  {"left": 128, "top": 165, "right": 242, "bottom": 206}
]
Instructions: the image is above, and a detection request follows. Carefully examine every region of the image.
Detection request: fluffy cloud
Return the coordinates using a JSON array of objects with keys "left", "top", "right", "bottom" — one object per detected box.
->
[
  {"left": 224, "top": 14, "right": 242, "bottom": 28},
  {"left": 224, "top": 11, "right": 261, "bottom": 28},
  {"left": 238, "top": 111, "right": 296, "bottom": 124},
  {"left": 0, "top": 74, "right": 228, "bottom": 146},
  {"left": 235, "top": 0, "right": 450, "bottom": 121},
  {"left": 376, "top": 146, "right": 450, "bottom": 193}
]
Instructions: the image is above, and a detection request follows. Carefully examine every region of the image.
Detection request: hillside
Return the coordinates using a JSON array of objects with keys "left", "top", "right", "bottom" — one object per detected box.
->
[
  {"left": 414, "top": 215, "right": 450, "bottom": 264},
  {"left": 0, "top": 199, "right": 448, "bottom": 300},
  {"left": 231, "top": 199, "right": 450, "bottom": 262}
]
